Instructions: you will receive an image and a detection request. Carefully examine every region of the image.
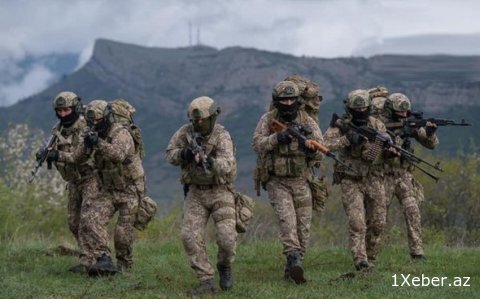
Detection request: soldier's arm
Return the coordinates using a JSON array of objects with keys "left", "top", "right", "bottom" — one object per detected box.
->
[
  {"left": 96, "top": 128, "right": 134, "bottom": 163},
  {"left": 323, "top": 126, "right": 350, "bottom": 152},
  {"left": 57, "top": 130, "right": 88, "bottom": 163},
  {"left": 210, "top": 130, "right": 236, "bottom": 176},
  {"left": 414, "top": 127, "right": 439, "bottom": 149},
  {"left": 165, "top": 127, "right": 189, "bottom": 166},
  {"left": 252, "top": 114, "right": 278, "bottom": 154}
]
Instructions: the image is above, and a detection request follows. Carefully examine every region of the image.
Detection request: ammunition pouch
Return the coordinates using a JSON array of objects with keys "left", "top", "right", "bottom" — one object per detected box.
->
[
  {"left": 134, "top": 196, "right": 158, "bottom": 230},
  {"left": 233, "top": 191, "right": 255, "bottom": 233},
  {"left": 308, "top": 175, "right": 329, "bottom": 212}
]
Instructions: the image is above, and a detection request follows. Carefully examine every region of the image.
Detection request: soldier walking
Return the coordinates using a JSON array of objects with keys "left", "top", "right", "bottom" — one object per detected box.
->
[
  {"left": 252, "top": 81, "right": 324, "bottom": 283},
  {"left": 166, "top": 96, "right": 237, "bottom": 295}
]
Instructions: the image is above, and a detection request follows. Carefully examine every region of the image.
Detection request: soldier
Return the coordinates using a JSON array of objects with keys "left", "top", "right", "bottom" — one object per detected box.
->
[
  {"left": 252, "top": 81, "right": 324, "bottom": 283},
  {"left": 284, "top": 74, "right": 322, "bottom": 124},
  {"left": 36, "top": 91, "right": 96, "bottom": 273},
  {"left": 323, "top": 89, "right": 389, "bottom": 270},
  {"left": 166, "top": 96, "right": 237, "bottom": 295},
  {"left": 55, "top": 99, "right": 143, "bottom": 275},
  {"left": 380, "top": 93, "right": 438, "bottom": 260}
]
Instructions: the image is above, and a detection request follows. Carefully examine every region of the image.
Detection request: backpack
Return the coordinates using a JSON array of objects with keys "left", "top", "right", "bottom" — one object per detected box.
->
[{"left": 109, "top": 99, "right": 145, "bottom": 160}]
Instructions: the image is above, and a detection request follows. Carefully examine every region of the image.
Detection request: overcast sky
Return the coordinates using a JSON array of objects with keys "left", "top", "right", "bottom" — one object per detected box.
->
[{"left": 1, "top": 0, "right": 479, "bottom": 106}]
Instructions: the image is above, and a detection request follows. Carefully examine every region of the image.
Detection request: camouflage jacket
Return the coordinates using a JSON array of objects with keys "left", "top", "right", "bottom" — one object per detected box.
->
[
  {"left": 252, "top": 109, "right": 324, "bottom": 179},
  {"left": 323, "top": 115, "right": 387, "bottom": 177},
  {"left": 379, "top": 114, "right": 439, "bottom": 172},
  {"left": 165, "top": 123, "right": 237, "bottom": 186},
  {"left": 53, "top": 116, "right": 94, "bottom": 182},
  {"left": 59, "top": 123, "right": 144, "bottom": 190}
]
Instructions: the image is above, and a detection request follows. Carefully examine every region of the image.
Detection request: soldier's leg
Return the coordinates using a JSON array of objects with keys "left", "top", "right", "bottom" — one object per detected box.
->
[
  {"left": 291, "top": 179, "right": 313, "bottom": 258},
  {"left": 266, "top": 177, "right": 301, "bottom": 255},
  {"left": 210, "top": 187, "right": 237, "bottom": 291},
  {"left": 114, "top": 186, "right": 139, "bottom": 270},
  {"left": 396, "top": 172, "right": 424, "bottom": 256},
  {"left": 365, "top": 175, "right": 387, "bottom": 266},
  {"left": 181, "top": 186, "right": 214, "bottom": 282},
  {"left": 78, "top": 190, "right": 115, "bottom": 269},
  {"left": 67, "top": 182, "right": 82, "bottom": 245},
  {"left": 340, "top": 178, "right": 368, "bottom": 266}
]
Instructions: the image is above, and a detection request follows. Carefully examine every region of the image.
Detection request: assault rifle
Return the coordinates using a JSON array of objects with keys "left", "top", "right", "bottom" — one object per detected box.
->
[
  {"left": 386, "top": 111, "right": 472, "bottom": 137},
  {"left": 190, "top": 132, "right": 211, "bottom": 174},
  {"left": 29, "top": 131, "right": 59, "bottom": 183},
  {"left": 331, "top": 113, "right": 443, "bottom": 181},
  {"left": 271, "top": 119, "right": 357, "bottom": 174}
]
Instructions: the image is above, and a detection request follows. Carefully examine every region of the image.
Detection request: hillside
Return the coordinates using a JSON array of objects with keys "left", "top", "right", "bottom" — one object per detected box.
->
[{"left": 0, "top": 39, "right": 478, "bottom": 200}]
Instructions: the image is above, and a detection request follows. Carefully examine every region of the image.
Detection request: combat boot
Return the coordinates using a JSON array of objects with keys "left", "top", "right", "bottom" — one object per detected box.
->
[
  {"left": 68, "top": 264, "right": 86, "bottom": 274},
  {"left": 285, "top": 251, "right": 306, "bottom": 284},
  {"left": 411, "top": 254, "right": 426, "bottom": 261},
  {"left": 217, "top": 263, "right": 233, "bottom": 291},
  {"left": 88, "top": 254, "right": 117, "bottom": 277},
  {"left": 355, "top": 260, "right": 370, "bottom": 271},
  {"left": 187, "top": 279, "right": 216, "bottom": 296}
]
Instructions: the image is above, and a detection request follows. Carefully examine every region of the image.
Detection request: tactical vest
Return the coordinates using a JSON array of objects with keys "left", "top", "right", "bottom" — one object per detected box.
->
[
  {"left": 268, "top": 110, "right": 311, "bottom": 178},
  {"left": 334, "top": 116, "right": 385, "bottom": 178},
  {"left": 95, "top": 124, "right": 144, "bottom": 190},
  {"left": 380, "top": 116, "right": 414, "bottom": 172},
  {"left": 53, "top": 116, "right": 93, "bottom": 182},
  {"left": 181, "top": 124, "right": 237, "bottom": 186}
]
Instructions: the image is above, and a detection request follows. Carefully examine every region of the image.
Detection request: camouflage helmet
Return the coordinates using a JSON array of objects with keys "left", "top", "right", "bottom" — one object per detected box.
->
[
  {"left": 345, "top": 89, "right": 371, "bottom": 109},
  {"left": 272, "top": 81, "right": 300, "bottom": 100},
  {"left": 368, "top": 86, "right": 389, "bottom": 99},
  {"left": 388, "top": 93, "right": 411, "bottom": 112},
  {"left": 187, "top": 96, "right": 220, "bottom": 120},
  {"left": 52, "top": 91, "right": 80, "bottom": 110},
  {"left": 85, "top": 99, "right": 108, "bottom": 123}
]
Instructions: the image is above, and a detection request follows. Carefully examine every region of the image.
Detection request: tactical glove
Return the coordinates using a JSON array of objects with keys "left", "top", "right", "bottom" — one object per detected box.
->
[
  {"left": 425, "top": 125, "right": 437, "bottom": 137},
  {"left": 84, "top": 132, "right": 99, "bottom": 148},
  {"left": 277, "top": 132, "right": 292, "bottom": 145},
  {"left": 35, "top": 148, "right": 47, "bottom": 161},
  {"left": 345, "top": 131, "right": 365, "bottom": 146},
  {"left": 46, "top": 150, "right": 59, "bottom": 162},
  {"left": 181, "top": 147, "right": 195, "bottom": 161}
]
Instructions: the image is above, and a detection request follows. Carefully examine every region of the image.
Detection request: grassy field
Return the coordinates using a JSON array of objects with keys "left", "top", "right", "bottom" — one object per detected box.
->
[{"left": 0, "top": 238, "right": 478, "bottom": 298}]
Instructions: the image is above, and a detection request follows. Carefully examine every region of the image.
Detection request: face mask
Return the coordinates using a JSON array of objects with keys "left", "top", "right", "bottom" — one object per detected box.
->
[
  {"left": 349, "top": 108, "right": 370, "bottom": 126},
  {"left": 392, "top": 111, "right": 409, "bottom": 121},
  {"left": 275, "top": 99, "right": 299, "bottom": 122},
  {"left": 94, "top": 119, "right": 109, "bottom": 135},
  {"left": 57, "top": 110, "right": 79, "bottom": 127}
]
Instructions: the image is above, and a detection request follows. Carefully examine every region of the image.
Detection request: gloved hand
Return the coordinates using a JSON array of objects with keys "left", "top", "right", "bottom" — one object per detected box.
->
[
  {"left": 84, "top": 132, "right": 99, "bottom": 148},
  {"left": 345, "top": 131, "right": 365, "bottom": 146},
  {"left": 46, "top": 150, "right": 59, "bottom": 163},
  {"left": 206, "top": 156, "right": 215, "bottom": 170},
  {"left": 425, "top": 124, "right": 437, "bottom": 137},
  {"left": 181, "top": 147, "right": 195, "bottom": 161},
  {"left": 277, "top": 131, "right": 292, "bottom": 145},
  {"left": 35, "top": 148, "right": 47, "bottom": 161}
]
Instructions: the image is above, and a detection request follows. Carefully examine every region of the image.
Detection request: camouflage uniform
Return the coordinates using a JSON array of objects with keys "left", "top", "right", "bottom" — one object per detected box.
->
[
  {"left": 323, "top": 90, "right": 388, "bottom": 268},
  {"left": 61, "top": 100, "right": 143, "bottom": 271},
  {"left": 253, "top": 109, "right": 323, "bottom": 257},
  {"left": 46, "top": 92, "right": 97, "bottom": 250},
  {"left": 253, "top": 81, "right": 323, "bottom": 283},
  {"left": 380, "top": 93, "right": 439, "bottom": 257},
  {"left": 166, "top": 96, "right": 237, "bottom": 292}
]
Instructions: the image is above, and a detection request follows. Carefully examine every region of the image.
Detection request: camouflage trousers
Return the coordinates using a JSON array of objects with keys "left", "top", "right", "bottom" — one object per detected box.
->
[
  {"left": 385, "top": 170, "right": 424, "bottom": 255},
  {"left": 181, "top": 184, "right": 237, "bottom": 282},
  {"left": 266, "top": 176, "right": 312, "bottom": 257},
  {"left": 67, "top": 180, "right": 86, "bottom": 246},
  {"left": 340, "top": 175, "right": 387, "bottom": 266},
  {"left": 79, "top": 182, "right": 139, "bottom": 268}
]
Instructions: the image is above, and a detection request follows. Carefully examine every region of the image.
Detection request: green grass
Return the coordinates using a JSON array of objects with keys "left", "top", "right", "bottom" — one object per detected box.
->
[{"left": 0, "top": 239, "right": 478, "bottom": 298}]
